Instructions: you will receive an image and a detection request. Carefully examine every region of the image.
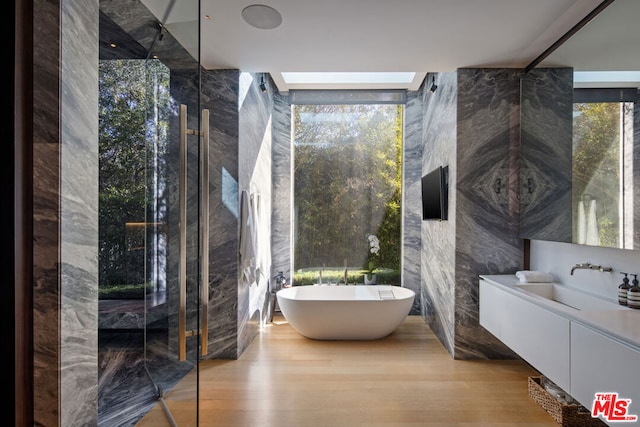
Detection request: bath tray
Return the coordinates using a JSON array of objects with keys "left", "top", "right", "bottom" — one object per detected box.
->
[{"left": 378, "top": 289, "right": 395, "bottom": 300}]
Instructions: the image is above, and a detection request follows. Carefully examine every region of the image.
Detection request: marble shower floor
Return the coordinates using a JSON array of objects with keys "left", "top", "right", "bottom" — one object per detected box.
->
[{"left": 98, "top": 292, "right": 193, "bottom": 427}]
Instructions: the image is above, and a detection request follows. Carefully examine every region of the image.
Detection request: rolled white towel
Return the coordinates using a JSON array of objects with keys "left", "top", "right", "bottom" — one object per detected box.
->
[{"left": 515, "top": 270, "right": 554, "bottom": 283}]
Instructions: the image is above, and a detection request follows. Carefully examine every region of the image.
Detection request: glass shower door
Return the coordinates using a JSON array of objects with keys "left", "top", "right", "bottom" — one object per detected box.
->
[
  {"left": 142, "top": 0, "right": 205, "bottom": 425},
  {"left": 96, "top": 0, "right": 204, "bottom": 425}
]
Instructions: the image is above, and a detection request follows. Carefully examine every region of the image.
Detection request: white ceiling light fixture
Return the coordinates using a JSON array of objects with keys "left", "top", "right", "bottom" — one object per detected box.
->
[{"left": 242, "top": 4, "right": 282, "bottom": 30}]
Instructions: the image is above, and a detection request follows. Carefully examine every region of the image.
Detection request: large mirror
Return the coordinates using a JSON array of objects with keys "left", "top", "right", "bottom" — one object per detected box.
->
[{"left": 521, "top": 0, "right": 640, "bottom": 250}]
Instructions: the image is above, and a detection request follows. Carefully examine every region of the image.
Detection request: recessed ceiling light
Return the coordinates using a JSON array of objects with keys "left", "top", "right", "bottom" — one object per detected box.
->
[
  {"left": 109, "top": 43, "right": 117, "bottom": 48},
  {"left": 241, "top": 4, "right": 282, "bottom": 30}
]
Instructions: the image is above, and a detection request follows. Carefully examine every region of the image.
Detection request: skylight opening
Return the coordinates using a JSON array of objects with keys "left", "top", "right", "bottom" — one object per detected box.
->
[
  {"left": 574, "top": 71, "right": 640, "bottom": 85},
  {"left": 282, "top": 72, "right": 416, "bottom": 85}
]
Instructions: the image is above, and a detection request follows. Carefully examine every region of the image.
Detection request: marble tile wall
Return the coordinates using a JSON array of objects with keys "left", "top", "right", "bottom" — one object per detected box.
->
[
  {"left": 403, "top": 91, "right": 424, "bottom": 314},
  {"left": 60, "top": 1, "right": 100, "bottom": 423},
  {"left": 420, "top": 72, "right": 458, "bottom": 355},
  {"left": 520, "top": 68, "right": 573, "bottom": 243},
  {"left": 196, "top": 69, "right": 275, "bottom": 358},
  {"left": 420, "top": 70, "right": 524, "bottom": 359},
  {"left": 270, "top": 93, "right": 292, "bottom": 290},
  {"left": 454, "top": 68, "right": 523, "bottom": 359},
  {"left": 32, "top": 0, "right": 101, "bottom": 425},
  {"left": 238, "top": 72, "right": 274, "bottom": 354},
  {"left": 33, "top": 0, "right": 63, "bottom": 424},
  {"left": 201, "top": 69, "right": 242, "bottom": 359}
]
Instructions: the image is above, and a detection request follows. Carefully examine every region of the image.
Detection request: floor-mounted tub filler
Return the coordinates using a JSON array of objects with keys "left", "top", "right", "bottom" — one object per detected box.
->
[{"left": 277, "top": 285, "right": 415, "bottom": 340}]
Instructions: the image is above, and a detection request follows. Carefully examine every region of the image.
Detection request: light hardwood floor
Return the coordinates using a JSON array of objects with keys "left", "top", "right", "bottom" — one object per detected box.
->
[{"left": 136, "top": 315, "right": 558, "bottom": 426}]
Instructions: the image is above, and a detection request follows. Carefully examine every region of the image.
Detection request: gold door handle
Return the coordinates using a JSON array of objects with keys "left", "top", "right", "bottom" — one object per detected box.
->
[
  {"left": 200, "top": 108, "right": 209, "bottom": 356},
  {"left": 178, "top": 105, "right": 209, "bottom": 361},
  {"left": 179, "top": 104, "right": 188, "bottom": 361}
]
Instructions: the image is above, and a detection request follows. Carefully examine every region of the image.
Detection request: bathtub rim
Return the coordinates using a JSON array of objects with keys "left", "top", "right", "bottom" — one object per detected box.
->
[{"left": 276, "top": 284, "right": 415, "bottom": 302}]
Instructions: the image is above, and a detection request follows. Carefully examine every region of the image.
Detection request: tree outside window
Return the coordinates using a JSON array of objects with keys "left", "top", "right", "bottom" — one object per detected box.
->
[{"left": 292, "top": 104, "right": 403, "bottom": 285}]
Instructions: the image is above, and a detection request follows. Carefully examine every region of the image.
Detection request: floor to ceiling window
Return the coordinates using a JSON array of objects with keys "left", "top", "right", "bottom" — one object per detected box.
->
[{"left": 292, "top": 98, "right": 403, "bottom": 285}]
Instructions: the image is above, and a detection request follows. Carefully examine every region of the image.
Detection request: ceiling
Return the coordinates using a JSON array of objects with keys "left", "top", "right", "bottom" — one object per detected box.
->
[
  {"left": 541, "top": 0, "right": 638, "bottom": 70},
  {"left": 141, "top": 0, "right": 609, "bottom": 92}
]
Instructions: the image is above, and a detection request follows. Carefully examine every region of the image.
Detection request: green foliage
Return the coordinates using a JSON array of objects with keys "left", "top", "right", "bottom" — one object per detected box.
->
[
  {"left": 98, "top": 59, "right": 170, "bottom": 291},
  {"left": 99, "top": 282, "right": 154, "bottom": 300},
  {"left": 292, "top": 268, "right": 400, "bottom": 286},
  {"left": 572, "top": 102, "right": 623, "bottom": 247},
  {"left": 573, "top": 102, "right": 620, "bottom": 199},
  {"left": 293, "top": 104, "right": 403, "bottom": 275}
]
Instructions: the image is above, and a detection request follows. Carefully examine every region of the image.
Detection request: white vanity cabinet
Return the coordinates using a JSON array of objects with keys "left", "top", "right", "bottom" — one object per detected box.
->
[
  {"left": 571, "top": 322, "right": 640, "bottom": 417},
  {"left": 479, "top": 279, "right": 504, "bottom": 337},
  {"left": 479, "top": 278, "right": 571, "bottom": 391},
  {"left": 480, "top": 275, "right": 640, "bottom": 425}
]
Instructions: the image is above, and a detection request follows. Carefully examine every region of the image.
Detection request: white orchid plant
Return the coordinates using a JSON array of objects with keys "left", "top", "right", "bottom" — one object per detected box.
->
[{"left": 366, "top": 234, "right": 380, "bottom": 280}]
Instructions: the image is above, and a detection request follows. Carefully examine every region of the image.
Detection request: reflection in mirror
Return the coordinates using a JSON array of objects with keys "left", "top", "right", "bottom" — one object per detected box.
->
[
  {"left": 520, "top": 68, "right": 573, "bottom": 244},
  {"left": 572, "top": 88, "right": 636, "bottom": 248},
  {"left": 521, "top": 0, "right": 640, "bottom": 250}
]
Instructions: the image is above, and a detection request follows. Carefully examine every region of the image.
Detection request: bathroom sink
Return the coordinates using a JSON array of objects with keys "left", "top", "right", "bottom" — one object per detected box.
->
[{"left": 513, "top": 283, "right": 626, "bottom": 311}]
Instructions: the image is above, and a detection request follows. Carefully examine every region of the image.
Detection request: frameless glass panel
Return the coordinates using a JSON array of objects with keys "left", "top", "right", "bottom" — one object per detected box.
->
[
  {"left": 97, "top": 0, "right": 201, "bottom": 425},
  {"left": 292, "top": 104, "right": 403, "bottom": 286}
]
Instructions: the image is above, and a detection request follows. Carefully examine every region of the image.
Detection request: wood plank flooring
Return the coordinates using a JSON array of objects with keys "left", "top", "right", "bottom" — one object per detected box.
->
[{"left": 136, "top": 315, "right": 559, "bottom": 426}]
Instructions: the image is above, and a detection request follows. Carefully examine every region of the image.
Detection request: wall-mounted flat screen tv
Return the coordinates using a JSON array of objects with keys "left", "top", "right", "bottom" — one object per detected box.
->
[{"left": 421, "top": 165, "right": 448, "bottom": 220}]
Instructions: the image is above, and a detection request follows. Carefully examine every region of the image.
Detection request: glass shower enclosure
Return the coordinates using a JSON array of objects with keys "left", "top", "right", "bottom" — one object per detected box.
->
[{"left": 98, "top": 0, "right": 206, "bottom": 425}]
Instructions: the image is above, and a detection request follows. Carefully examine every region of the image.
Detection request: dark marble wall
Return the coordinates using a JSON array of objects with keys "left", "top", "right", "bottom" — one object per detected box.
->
[
  {"left": 199, "top": 69, "right": 275, "bottom": 358},
  {"left": 420, "top": 72, "right": 458, "bottom": 354},
  {"left": 201, "top": 69, "right": 242, "bottom": 359},
  {"left": 454, "top": 69, "right": 523, "bottom": 359},
  {"left": 33, "top": 0, "right": 63, "bottom": 424},
  {"left": 238, "top": 72, "right": 275, "bottom": 354},
  {"left": 520, "top": 68, "right": 573, "bottom": 243},
  {"left": 33, "top": 0, "right": 100, "bottom": 425},
  {"left": 270, "top": 93, "right": 292, "bottom": 289},
  {"left": 403, "top": 91, "right": 423, "bottom": 314},
  {"left": 420, "top": 70, "right": 524, "bottom": 359},
  {"left": 60, "top": 0, "right": 101, "bottom": 421}
]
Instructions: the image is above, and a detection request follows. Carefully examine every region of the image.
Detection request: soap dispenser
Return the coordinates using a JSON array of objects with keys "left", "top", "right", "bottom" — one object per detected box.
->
[
  {"left": 618, "top": 272, "right": 631, "bottom": 306},
  {"left": 627, "top": 274, "right": 640, "bottom": 309}
]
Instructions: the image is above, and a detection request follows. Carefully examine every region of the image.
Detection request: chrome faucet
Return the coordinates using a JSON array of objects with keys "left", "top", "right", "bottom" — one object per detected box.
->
[
  {"left": 570, "top": 262, "right": 613, "bottom": 275},
  {"left": 343, "top": 266, "right": 348, "bottom": 285},
  {"left": 570, "top": 262, "right": 591, "bottom": 275}
]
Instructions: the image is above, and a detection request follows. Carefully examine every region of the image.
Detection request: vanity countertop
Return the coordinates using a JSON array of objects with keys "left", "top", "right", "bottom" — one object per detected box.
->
[{"left": 480, "top": 274, "right": 640, "bottom": 351}]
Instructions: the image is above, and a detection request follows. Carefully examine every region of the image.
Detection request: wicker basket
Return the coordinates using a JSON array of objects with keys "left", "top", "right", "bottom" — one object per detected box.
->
[{"left": 528, "top": 376, "right": 605, "bottom": 426}]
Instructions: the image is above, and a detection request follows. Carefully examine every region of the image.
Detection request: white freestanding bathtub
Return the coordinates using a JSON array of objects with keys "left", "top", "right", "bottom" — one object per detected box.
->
[{"left": 276, "top": 285, "right": 415, "bottom": 340}]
